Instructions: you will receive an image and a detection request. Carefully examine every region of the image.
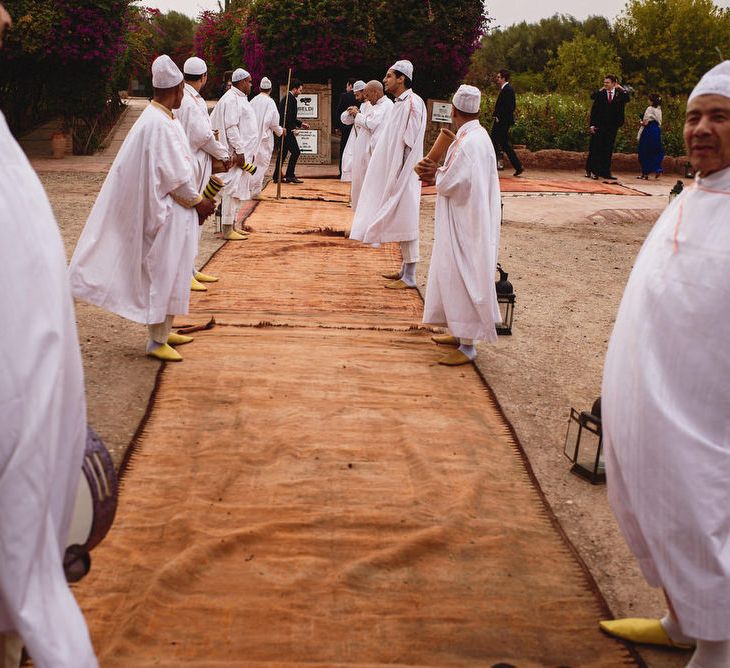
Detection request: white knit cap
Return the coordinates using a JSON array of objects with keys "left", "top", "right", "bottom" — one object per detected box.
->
[
  {"left": 232, "top": 68, "right": 250, "bottom": 83},
  {"left": 688, "top": 61, "right": 730, "bottom": 103},
  {"left": 151, "top": 55, "right": 183, "bottom": 89},
  {"left": 452, "top": 84, "right": 481, "bottom": 113},
  {"left": 390, "top": 59, "right": 413, "bottom": 80},
  {"left": 259, "top": 76, "right": 272, "bottom": 90},
  {"left": 183, "top": 56, "right": 207, "bottom": 76},
  {"left": 353, "top": 80, "right": 366, "bottom": 92}
]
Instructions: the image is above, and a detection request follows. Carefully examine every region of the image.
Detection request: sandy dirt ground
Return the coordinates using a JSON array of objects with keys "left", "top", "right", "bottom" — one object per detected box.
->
[{"left": 41, "top": 166, "right": 689, "bottom": 667}]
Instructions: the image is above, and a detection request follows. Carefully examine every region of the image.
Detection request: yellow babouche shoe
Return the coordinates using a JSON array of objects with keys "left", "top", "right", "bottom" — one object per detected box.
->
[
  {"left": 167, "top": 332, "right": 194, "bottom": 346},
  {"left": 194, "top": 271, "right": 219, "bottom": 283},
  {"left": 438, "top": 349, "right": 473, "bottom": 366},
  {"left": 224, "top": 229, "right": 249, "bottom": 241},
  {"left": 147, "top": 343, "right": 183, "bottom": 362},
  {"left": 599, "top": 618, "right": 694, "bottom": 649},
  {"left": 382, "top": 270, "right": 402, "bottom": 280},
  {"left": 431, "top": 334, "right": 459, "bottom": 346},
  {"left": 384, "top": 279, "right": 416, "bottom": 290},
  {"left": 191, "top": 276, "right": 207, "bottom": 292}
]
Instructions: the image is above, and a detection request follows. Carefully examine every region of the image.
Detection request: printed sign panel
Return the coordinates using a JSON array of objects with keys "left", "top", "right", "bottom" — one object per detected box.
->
[
  {"left": 296, "top": 129, "right": 318, "bottom": 154},
  {"left": 297, "top": 94, "right": 318, "bottom": 119},
  {"left": 431, "top": 102, "right": 453, "bottom": 123}
]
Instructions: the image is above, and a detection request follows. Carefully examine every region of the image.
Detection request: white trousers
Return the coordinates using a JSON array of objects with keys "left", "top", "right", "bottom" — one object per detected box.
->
[
  {"left": 400, "top": 239, "right": 419, "bottom": 264},
  {"left": 148, "top": 315, "right": 174, "bottom": 345},
  {"left": 222, "top": 193, "right": 243, "bottom": 228}
]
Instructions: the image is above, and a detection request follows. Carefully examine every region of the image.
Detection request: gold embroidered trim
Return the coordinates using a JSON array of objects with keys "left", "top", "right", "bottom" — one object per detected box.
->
[{"left": 151, "top": 100, "right": 174, "bottom": 119}]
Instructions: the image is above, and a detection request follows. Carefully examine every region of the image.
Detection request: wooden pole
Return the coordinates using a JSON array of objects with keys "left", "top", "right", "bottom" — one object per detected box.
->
[{"left": 276, "top": 67, "right": 293, "bottom": 200}]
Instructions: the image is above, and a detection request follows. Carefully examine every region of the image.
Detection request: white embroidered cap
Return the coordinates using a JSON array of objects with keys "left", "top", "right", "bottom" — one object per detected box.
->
[
  {"left": 232, "top": 68, "right": 250, "bottom": 83},
  {"left": 151, "top": 55, "right": 183, "bottom": 89},
  {"left": 353, "top": 80, "right": 366, "bottom": 92},
  {"left": 259, "top": 76, "right": 272, "bottom": 90},
  {"left": 688, "top": 60, "right": 730, "bottom": 103},
  {"left": 183, "top": 56, "right": 207, "bottom": 76},
  {"left": 390, "top": 59, "right": 414, "bottom": 80},
  {"left": 452, "top": 84, "right": 481, "bottom": 113}
]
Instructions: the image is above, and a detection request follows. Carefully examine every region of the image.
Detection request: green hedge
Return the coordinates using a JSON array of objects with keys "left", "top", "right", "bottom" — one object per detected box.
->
[{"left": 478, "top": 91, "right": 687, "bottom": 156}]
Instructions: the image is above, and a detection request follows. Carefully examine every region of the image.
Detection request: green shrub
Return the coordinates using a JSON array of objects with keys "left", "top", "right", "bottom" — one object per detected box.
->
[{"left": 479, "top": 90, "right": 686, "bottom": 156}]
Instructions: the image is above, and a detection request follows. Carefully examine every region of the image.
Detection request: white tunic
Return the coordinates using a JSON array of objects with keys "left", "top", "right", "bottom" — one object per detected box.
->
[
  {"left": 340, "top": 109, "right": 355, "bottom": 183},
  {"left": 423, "top": 120, "right": 502, "bottom": 342},
  {"left": 603, "top": 166, "right": 730, "bottom": 641},
  {"left": 349, "top": 88, "right": 426, "bottom": 244},
  {"left": 351, "top": 97, "right": 393, "bottom": 210},
  {"left": 210, "top": 87, "right": 259, "bottom": 200},
  {"left": 249, "top": 92, "right": 283, "bottom": 197},
  {"left": 0, "top": 111, "right": 97, "bottom": 667},
  {"left": 69, "top": 103, "right": 199, "bottom": 325},
  {"left": 177, "top": 83, "right": 228, "bottom": 191}
]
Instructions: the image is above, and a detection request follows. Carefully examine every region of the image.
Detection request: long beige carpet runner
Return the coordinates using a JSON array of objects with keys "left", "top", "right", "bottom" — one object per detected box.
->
[{"left": 75, "top": 179, "right": 638, "bottom": 667}]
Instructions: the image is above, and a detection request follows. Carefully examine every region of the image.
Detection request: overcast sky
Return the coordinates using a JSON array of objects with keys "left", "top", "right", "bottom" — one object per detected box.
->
[{"left": 143, "top": 0, "right": 730, "bottom": 28}]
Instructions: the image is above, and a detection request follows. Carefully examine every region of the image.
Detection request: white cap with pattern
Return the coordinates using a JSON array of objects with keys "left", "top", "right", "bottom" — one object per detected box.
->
[
  {"left": 151, "top": 55, "right": 183, "bottom": 89},
  {"left": 689, "top": 61, "right": 730, "bottom": 103},
  {"left": 183, "top": 56, "right": 207, "bottom": 75},
  {"left": 260, "top": 76, "right": 272, "bottom": 90},
  {"left": 390, "top": 59, "right": 414, "bottom": 80},
  {"left": 232, "top": 68, "right": 250, "bottom": 83},
  {"left": 452, "top": 84, "right": 481, "bottom": 113}
]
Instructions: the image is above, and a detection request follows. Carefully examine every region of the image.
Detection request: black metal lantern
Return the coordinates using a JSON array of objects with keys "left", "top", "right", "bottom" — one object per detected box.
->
[
  {"left": 495, "top": 263, "right": 515, "bottom": 335},
  {"left": 669, "top": 179, "right": 684, "bottom": 204},
  {"left": 564, "top": 397, "right": 605, "bottom": 484},
  {"left": 684, "top": 161, "right": 695, "bottom": 179}
]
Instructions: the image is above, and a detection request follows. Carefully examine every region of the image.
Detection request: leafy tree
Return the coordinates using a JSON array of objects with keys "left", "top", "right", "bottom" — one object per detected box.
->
[
  {"left": 546, "top": 34, "right": 622, "bottom": 93},
  {"left": 155, "top": 10, "right": 197, "bottom": 67},
  {"left": 615, "top": 0, "right": 730, "bottom": 94}
]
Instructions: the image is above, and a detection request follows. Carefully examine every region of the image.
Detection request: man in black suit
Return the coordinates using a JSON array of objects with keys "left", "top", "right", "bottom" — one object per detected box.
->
[
  {"left": 336, "top": 78, "right": 357, "bottom": 177},
  {"left": 273, "top": 78, "right": 310, "bottom": 184},
  {"left": 586, "top": 74, "right": 629, "bottom": 180},
  {"left": 491, "top": 69, "right": 523, "bottom": 176}
]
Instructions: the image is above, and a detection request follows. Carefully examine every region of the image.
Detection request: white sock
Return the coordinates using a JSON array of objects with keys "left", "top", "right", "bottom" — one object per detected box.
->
[
  {"left": 458, "top": 343, "right": 476, "bottom": 360},
  {"left": 146, "top": 339, "right": 163, "bottom": 353},
  {"left": 661, "top": 612, "right": 695, "bottom": 646},
  {"left": 370, "top": 242, "right": 381, "bottom": 249},
  {"left": 687, "top": 640, "right": 730, "bottom": 667},
  {"left": 402, "top": 262, "right": 416, "bottom": 286}
]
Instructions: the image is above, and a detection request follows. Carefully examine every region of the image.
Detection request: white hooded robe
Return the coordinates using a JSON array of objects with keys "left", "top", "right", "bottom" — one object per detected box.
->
[
  {"left": 423, "top": 120, "right": 502, "bottom": 342},
  {"left": 349, "top": 88, "right": 426, "bottom": 244},
  {"left": 351, "top": 96, "right": 393, "bottom": 211},
  {"left": 0, "top": 110, "right": 97, "bottom": 667},
  {"left": 249, "top": 92, "right": 283, "bottom": 197},
  {"left": 69, "top": 102, "right": 200, "bottom": 325},
  {"left": 603, "top": 166, "right": 730, "bottom": 641}
]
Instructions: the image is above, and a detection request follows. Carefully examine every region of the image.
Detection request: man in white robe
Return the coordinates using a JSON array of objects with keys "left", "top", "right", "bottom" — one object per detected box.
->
[
  {"left": 599, "top": 61, "right": 730, "bottom": 667},
  {"left": 177, "top": 56, "right": 230, "bottom": 291},
  {"left": 340, "top": 80, "right": 366, "bottom": 185},
  {"left": 416, "top": 85, "right": 501, "bottom": 366},
  {"left": 349, "top": 80, "right": 393, "bottom": 211},
  {"left": 349, "top": 60, "right": 426, "bottom": 290},
  {"left": 210, "top": 68, "right": 259, "bottom": 240},
  {"left": 0, "top": 6, "right": 97, "bottom": 665},
  {"left": 70, "top": 55, "right": 215, "bottom": 363},
  {"left": 249, "top": 76, "right": 284, "bottom": 199}
]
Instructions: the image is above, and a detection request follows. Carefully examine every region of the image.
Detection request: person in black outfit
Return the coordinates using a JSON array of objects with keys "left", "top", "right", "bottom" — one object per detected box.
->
[
  {"left": 586, "top": 74, "right": 630, "bottom": 180},
  {"left": 491, "top": 69, "right": 523, "bottom": 176},
  {"left": 273, "top": 78, "right": 310, "bottom": 184},
  {"left": 336, "top": 78, "right": 357, "bottom": 177}
]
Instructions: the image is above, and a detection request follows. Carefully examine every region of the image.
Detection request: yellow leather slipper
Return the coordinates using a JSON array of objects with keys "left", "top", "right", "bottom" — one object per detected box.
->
[
  {"left": 599, "top": 619, "right": 694, "bottom": 649},
  {"left": 382, "top": 270, "right": 402, "bottom": 280},
  {"left": 384, "top": 279, "right": 416, "bottom": 290},
  {"left": 438, "top": 350, "right": 472, "bottom": 366},
  {"left": 190, "top": 276, "right": 207, "bottom": 292},
  {"left": 147, "top": 343, "right": 183, "bottom": 362},
  {"left": 167, "top": 332, "right": 194, "bottom": 346},
  {"left": 194, "top": 271, "right": 219, "bottom": 283},
  {"left": 431, "top": 334, "right": 459, "bottom": 346},
  {"left": 224, "top": 229, "right": 249, "bottom": 241}
]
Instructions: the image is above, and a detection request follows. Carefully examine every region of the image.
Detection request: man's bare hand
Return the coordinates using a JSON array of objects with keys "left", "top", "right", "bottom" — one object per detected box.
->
[
  {"left": 301, "top": 122, "right": 310, "bottom": 130},
  {"left": 281, "top": 128, "right": 287, "bottom": 137},
  {"left": 234, "top": 152, "right": 247, "bottom": 168},
  {"left": 195, "top": 197, "right": 216, "bottom": 224},
  {"left": 414, "top": 157, "right": 438, "bottom": 185},
  {"left": 589, "top": 126, "right": 597, "bottom": 135}
]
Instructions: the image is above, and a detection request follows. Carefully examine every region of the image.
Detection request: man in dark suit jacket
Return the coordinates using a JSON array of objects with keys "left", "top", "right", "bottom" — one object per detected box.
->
[
  {"left": 273, "top": 78, "right": 310, "bottom": 184},
  {"left": 336, "top": 78, "right": 357, "bottom": 177},
  {"left": 491, "top": 69, "right": 523, "bottom": 176},
  {"left": 586, "top": 74, "right": 630, "bottom": 180}
]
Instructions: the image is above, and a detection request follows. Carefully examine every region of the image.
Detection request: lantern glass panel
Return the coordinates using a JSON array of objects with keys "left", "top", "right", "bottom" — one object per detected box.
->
[
  {"left": 564, "top": 408, "right": 582, "bottom": 461},
  {"left": 564, "top": 409, "right": 605, "bottom": 484},
  {"left": 497, "top": 296, "right": 514, "bottom": 334}
]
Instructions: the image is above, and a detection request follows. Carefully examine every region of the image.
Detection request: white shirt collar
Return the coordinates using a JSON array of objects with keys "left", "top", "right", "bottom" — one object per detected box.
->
[
  {"left": 500, "top": 82, "right": 508, "bottom": 90},
  {"left": 697, "top": 163, "right": 730, "bottom": 189},
  {"left": 184, "top": 83, "right": 202, "bottom": 99},
  {"left": 395, "top": 88, "right": 413, "bottom": 102},
  {"left": 457, "top": 119, "right": 481, "bottom": 137}
]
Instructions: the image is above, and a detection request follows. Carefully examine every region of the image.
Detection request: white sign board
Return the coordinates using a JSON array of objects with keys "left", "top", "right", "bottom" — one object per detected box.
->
[
  {"left": 431, "top": 102, "right": 453, "bottom": 123},
  {"left": 297, "top": 94, "right": 318, "bottom": 119},
  {"left": 296, "top": 129, "right": 318, "bottom": 154}
]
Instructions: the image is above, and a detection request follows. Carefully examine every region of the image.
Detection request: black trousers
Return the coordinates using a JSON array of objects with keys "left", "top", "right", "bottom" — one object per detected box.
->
[
  {"left": 273, "top": 133, "right": 301, "bottom": 180},
  {"left": 586, "top": 126, "right": 618, "bottom": 177},
  {"left": 491, "top": 122, "right": 522, "bottom": 171}
]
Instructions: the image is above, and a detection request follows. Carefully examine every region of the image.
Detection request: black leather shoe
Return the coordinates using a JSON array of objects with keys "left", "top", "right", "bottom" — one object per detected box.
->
[
  {"left": 285, "top": 177, "right": 304, "bottom": 184},
  {"left": 513, "top": 167, "right": 524, "bottom": 176},
  {"left": 604, "top": 174, "right": 618, "bottom": 180}
]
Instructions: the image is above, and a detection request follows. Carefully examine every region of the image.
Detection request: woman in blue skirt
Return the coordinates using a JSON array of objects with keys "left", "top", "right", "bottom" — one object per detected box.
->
[{"left": 637, "top": 93, "right": 664, "bottom": 179}]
